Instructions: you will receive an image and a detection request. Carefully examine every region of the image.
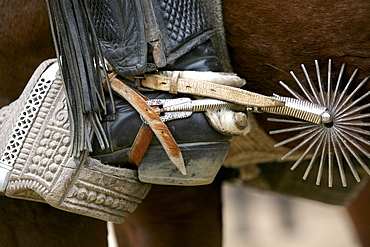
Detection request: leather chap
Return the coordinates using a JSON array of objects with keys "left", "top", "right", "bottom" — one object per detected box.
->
[{"left": 87, "top": 0, "right": 214, "bottom": 76}]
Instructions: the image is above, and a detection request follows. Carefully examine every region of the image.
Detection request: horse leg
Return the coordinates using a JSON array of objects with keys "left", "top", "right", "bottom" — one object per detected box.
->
[
  {"left": 114, "top": 175, "right": 223, "bottom": 247},
  {"left": 0, "top": 197, "right": 108, "bottom": 247},
  {"left": 348, "top": 181, "right": 370, "bottom": 247}
]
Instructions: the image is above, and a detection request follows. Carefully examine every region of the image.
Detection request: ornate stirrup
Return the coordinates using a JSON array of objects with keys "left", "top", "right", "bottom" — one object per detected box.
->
[{"left": 0, "top": 60, "right": 151, "bottom": 223}]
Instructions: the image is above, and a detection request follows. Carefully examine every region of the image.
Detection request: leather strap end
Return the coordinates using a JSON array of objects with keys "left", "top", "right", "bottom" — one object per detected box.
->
[{"left": 129, "top": 123, "right": 154, "bottom": 165}]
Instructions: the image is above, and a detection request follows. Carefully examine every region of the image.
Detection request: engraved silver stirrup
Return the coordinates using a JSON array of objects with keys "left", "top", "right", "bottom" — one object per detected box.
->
[
  {"left": 0, "top": 60, "right": 151, "bottom": 223},
  {"left": 262, "top": 59, "right": 370, "bottom": 187}
]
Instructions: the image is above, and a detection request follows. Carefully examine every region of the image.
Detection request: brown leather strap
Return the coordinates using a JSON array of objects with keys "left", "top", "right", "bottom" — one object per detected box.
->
[
  {"left": 106, "top": 74, "right": 156, "bottom": 167},
  {"left": 128, "top": 123, "right": 154, "bottom": 165},
  {"left": 110, "top": 77, "right": 186, "bottom": 175},
  {"left": 141, "top": 73, "right": 284, "bottom": 107},
  {"left": 122, "top": 79, "right": 153, "bottom": 166}
]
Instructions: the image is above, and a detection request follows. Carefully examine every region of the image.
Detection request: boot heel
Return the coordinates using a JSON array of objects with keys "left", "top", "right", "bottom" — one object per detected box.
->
[{"left": 138, "top": 141, "right": 230, "bottom": 185}]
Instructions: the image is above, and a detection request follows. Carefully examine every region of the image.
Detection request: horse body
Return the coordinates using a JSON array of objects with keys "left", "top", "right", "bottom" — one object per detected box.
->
[
  {"left": 0, "top": 0, "right": 369, "bottom": 246},
  {"left": 223, "top": 0, "right": 370, "bottom": 87},
  {"left": 0, "top": 0, "right": 55, "bottom": 106}
]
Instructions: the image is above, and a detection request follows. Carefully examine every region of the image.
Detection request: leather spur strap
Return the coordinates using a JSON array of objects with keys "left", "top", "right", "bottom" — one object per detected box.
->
[
  {"left": 129, "top": 123, "right": 154, "bottom": 166},
  {"left": 110, "top": 77, "right": 186, "bottom": 175},
  {"left": 141, "top": 73, "right": 284, "bottom": 107},
  {"left": 106, "top": 73, "right": 154, "bottom": 166}
]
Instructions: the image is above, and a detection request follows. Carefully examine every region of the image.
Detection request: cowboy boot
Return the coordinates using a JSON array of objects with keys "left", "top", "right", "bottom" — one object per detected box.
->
[
  {"left": 48, "top": 0, "right": 249, "bottom": 185},
  {"left": 91, "top": 40, "right": 238, "bottom": 185}
]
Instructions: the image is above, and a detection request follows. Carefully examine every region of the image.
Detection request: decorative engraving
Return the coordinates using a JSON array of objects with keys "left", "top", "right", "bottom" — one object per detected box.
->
[
  {"left": 1, "top": 60, "right": 151, "bottom": 223},
  {"left": 58, "top": 157, "right": 151, "bottom": 222},
  {"left": 0, "top": 62, "right": 59, "bottom": 172}
]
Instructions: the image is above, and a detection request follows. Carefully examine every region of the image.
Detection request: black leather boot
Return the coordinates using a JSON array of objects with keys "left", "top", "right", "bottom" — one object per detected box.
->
[{"left": 91, "top": 40, "right": 231, "bottom": 185}]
